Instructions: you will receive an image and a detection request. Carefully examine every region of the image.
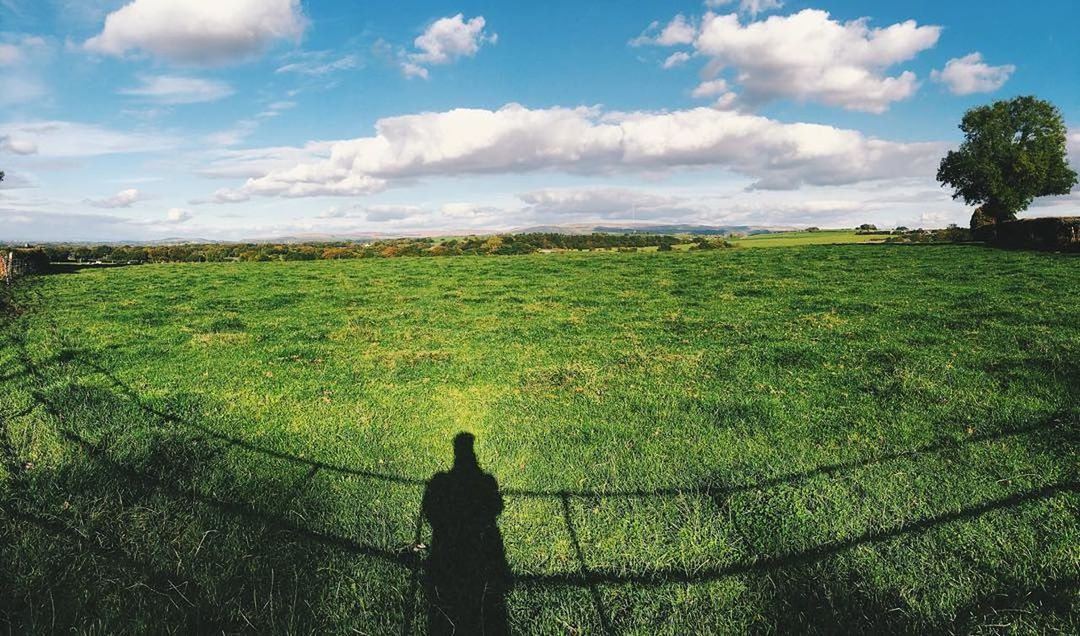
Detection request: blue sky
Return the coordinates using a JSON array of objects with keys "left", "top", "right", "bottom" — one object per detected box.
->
[{"left": 1, "top": 0, "right": 1078, "bottom": 241}]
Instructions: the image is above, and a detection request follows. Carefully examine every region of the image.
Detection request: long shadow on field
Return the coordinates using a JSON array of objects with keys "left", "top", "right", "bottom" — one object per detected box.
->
[
  {"left": 3, "top": 339, "right": 1078, "bottom": 633},
  {"left": 421, "top": 433, "right": 512, "bottom": 635}
]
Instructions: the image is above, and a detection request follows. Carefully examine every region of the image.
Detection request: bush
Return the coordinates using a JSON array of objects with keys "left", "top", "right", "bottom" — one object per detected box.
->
[
  {"left": 12, "top": 248, "right": 51, "bottom": 273},
  {"left": 992, "top": 217, "right": 1080, "bottom": 251},
  {"left": 690, "top": 238, "right": 733, "bottom": 250}
]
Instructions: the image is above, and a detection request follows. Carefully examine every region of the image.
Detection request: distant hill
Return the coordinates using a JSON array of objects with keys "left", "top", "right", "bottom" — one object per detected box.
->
[{"left": 10, "top": 224, "right": 797, "bottom": 246}]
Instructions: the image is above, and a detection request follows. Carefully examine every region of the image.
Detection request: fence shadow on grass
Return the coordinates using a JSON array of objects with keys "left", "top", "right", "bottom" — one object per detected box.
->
[{"left": 2, "top": 340, "right": 1078, "bottom": 633}]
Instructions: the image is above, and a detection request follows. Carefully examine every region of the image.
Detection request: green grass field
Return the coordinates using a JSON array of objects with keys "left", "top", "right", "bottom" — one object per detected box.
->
[
  {"left": 729, "top": 230, "right": 885, "bottom": 248},
  {"left": 1, "top": 245, "right": 1077, "bottom": 634}
]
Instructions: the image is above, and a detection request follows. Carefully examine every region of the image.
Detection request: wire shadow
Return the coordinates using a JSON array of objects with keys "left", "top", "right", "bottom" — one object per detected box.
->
[
  {"left": 8, "top": 338, "right": 1079, "bottom": 633},
  {"left": 69, "top": 353, "right": 1074, "bottom": 505}
]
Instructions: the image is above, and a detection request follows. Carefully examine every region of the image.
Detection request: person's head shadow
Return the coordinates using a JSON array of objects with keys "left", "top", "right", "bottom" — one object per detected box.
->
[{"left": 422, "top": 432, "right": 512, "bottom": 635}]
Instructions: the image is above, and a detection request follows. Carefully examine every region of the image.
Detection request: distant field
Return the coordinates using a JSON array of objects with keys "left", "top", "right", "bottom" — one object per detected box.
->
[
  {"left": 729, "top": 229, "right": 886, "bottom": 247},
  {"left": 2, "top": 245, "right": 1077, "bottom": 634}
]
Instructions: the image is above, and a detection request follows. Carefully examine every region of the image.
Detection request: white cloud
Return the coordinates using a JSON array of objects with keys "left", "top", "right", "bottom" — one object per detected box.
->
[
  {"left": 120, "top": 75, "right": 234, "bottom": 104},
  {"left": 690, "top": 79, "right": 736, "bottom": 104},
  {"left": 209, "top": 188, "right": 251, "bottom": 204},
  {"left": 86, "top": 188, "right": 141, "bottom": 208},
  {"left": 195, "top": 141, "right": 336, "bottom": 180},
  {"left": 0, "top": 207, "right": 213, "bottom": 242},
  {"left": 931, "top": 53, "right": 1015, "bottom": 95},
  {"left": 0, "top": 135, "right": 38, "bottom": 155},
  {"left": 0, "top": 35, "right": 49, "bottom": 105},
  {"left": 84, "top": 0, "right": 306, "bottom": 66},
  {"left": 0, "top": 75, "right": 46, "bottom": 105},
  {"left": 166, "top": 207, "right": 191, "bottom": 222},
  {"left": 0, "top": 35, "right": 46, "bottom": 66},
  {"left": 401, "top": 62, "right": 429, "bottom": 79},
  {"left": 217, "top": 103, "right": 943, "bottom": 201},
  {"left": 642, "top": 9, "right": 940, "bottom": 113},
  {"left": 203, "top": 120, "right": 259, "bottom": 147},
  {"left": 662, "top": 51, "right": 692, "bottom": 69},
  {"left": 401, "top": 14, "right": 496, "bottom": 78},
  {"left": 0, "top": 43, "right": 22, "bottom": 65},
  {"left": 631, "top": 14, "right": 696, "bottom": 47},
  {"left": 276, "top": 53, "right": 358, "bottom": 76},
  {"left": 519, "top": 188, "right": 699, "bottom": 220},
  {"left": 0, "top": 208, "right": 136, "bottom": 241},
  {"left": 704, "top": 0, "right": 784, "bottom": 17},
  {"left": 0, "top": 121, "right": 178, "bottom": 157},
  {"left": 919, "top": 211, "right": 948, "bottom": 224},
  {"left": 363, "top": 204, "right": 424, "bottom": 222},
  {"left": 318, "top": 205, "right": 348, "bottom": 219}
]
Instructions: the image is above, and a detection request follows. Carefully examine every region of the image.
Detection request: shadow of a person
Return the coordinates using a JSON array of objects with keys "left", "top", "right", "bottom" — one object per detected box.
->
[{"left": 422, "top": 432, "right": 512, "bottom": 635}]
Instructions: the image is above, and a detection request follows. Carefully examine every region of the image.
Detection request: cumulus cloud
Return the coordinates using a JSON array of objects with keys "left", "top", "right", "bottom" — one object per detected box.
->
[
  {"left": 120, "top": 74, "right": 234, "bottom": 104},
  {"left": 401, "top": 14, "right": 496, "bottom": 78},
  {"left": 931, "top": 53, "right": 1015, "bottom": 95},
  {"left": 86, "top": 188, "right": 141, "bottom": 208},
  {"left": 690, "top": 79, "right": 738, "bottom": 107},
  {"left": 0, "top": 135, "right": 38, "bottom": 155},
  {"left": 82, "top": 190, "right": 141, "bottom": 212},
  {"left": 640, "top": 9, "right": 941, "bottom": 113},
  {"left": 213, "top": 103, "right": 943, "bottom": 202},
  {"left": 84, "top": 0, "right": 306, "bottom": 66},
  {"left": 662, "top": 51, "right": 692, "bottom": 69},
  {"left": 631, "top": 14, "right": 696, "bottom": 47},
  {"left": 0, "top": 121, "right": 178, "bottom": 157},
  {"left": 166, "top": 207, "right": 191, "bottom": 222}
]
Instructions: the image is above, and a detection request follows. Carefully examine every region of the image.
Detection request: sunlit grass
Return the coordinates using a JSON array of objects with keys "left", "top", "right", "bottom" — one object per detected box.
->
[
  {"left": 729, "top": 229, "right": 883, "bottom": 247},
  {"left": 1, "top": 245, "right": 1077, "bottom": 634}
]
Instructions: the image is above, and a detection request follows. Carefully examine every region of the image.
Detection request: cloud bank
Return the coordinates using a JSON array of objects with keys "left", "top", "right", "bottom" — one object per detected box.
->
[{"left": 215, "top": 103, "right": 943, "bottom": 200}]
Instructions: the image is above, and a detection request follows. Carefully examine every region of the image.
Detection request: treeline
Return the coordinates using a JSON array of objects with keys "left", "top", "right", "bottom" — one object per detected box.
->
[
  {"left": 883, "top": 226, "right": 973, "bottom": 243},
  {"left": 32, "top": 233, "right": 690, "bottom": 263}
]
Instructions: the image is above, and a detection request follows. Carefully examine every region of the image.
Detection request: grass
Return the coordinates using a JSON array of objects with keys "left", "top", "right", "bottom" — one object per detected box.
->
[
  {"left": 729, "top": 229, "right": 886, "bottom": 247},
  {"left": 1, "top": 244, "right": 1077, "bottom": 634}
]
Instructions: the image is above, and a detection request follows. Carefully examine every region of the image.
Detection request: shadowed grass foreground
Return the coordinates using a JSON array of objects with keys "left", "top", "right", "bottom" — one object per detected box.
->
[{"left": 1, "top": 245, "right": 1078, "bottom": 634}]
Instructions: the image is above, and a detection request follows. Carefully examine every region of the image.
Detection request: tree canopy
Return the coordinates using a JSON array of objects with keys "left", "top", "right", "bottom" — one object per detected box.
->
[{"left": 937, "top": 96, "right": 1077, "bottom": 224}]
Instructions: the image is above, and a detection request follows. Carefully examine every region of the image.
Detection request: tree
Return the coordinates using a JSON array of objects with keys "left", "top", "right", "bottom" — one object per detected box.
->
[{"left": 937, "top": 96, "right": 1077, "bottom": 226}]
